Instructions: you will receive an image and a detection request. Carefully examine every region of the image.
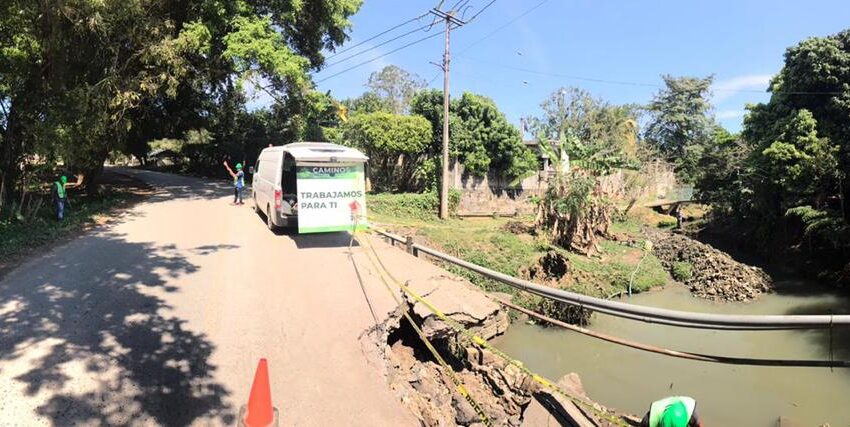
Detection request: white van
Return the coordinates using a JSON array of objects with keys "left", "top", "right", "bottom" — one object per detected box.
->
[{"left": 251, "top": 142, "right": 369, "bottom": 232}]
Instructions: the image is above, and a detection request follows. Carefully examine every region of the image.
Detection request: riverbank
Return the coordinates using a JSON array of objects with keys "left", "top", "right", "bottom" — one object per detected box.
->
[
  {"left": 355, "top": 228, "right": 638, "bottom": 425},
  {"left": 0, "top": 170, "right": 153, "bottom": 279},
  {"left": 368, "top": 194, "right": 735, "bottom": 320},
  {"left": 494, "top": 279, "right": 850, "bottom": 426}
]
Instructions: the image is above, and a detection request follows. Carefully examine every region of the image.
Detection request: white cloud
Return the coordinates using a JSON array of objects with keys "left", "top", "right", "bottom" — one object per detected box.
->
[
  {"left": 716, "top": 109, "right": 747, "bottom": 119},
  {"left": 713, "top": 74, "right": 772, "bottom": 103}
]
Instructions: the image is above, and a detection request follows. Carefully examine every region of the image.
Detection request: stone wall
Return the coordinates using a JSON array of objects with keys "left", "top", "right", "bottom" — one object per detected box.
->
[
  {"left": 451, "top": 160, "right": 678, "bottom": 216},
  {"left": 449, "top": 162, "right": 545, "bottom": 215}
]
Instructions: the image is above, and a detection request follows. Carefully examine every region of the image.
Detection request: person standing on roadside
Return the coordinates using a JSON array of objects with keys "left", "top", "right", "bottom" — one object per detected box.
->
[
  {"left": 223, "top": 160, "right": 245, "bottom": 205},
  {"left": 52, "top": 175, "right": 70, "bottom": 220}
]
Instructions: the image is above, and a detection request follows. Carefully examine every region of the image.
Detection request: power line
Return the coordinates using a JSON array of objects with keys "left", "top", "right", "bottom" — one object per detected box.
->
[
  {"left": 427, "top": 72, "right": 441, "bottom": 86},
  {"left": 326, "top": 13, "right": 428, "bottom": 60},
  {"left": 324, "top": 23, "right": 432, "bottom": 69},
  {"left": 456, "top": 0, "right": 549, "bottom": 56},
  {"left": 466, "top": 0, "right": 497, "bottom": 22},
  {"left": 315, "top": 31, "right": 447, "bottom": 84},
  {"left": 454, "top": 56, "right": 845, "bottom": 96}
]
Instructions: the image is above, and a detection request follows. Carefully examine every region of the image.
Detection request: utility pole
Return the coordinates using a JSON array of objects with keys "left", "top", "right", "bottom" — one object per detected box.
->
[{"left": 430, "top": 7, "right": 466, "bottom": 220}]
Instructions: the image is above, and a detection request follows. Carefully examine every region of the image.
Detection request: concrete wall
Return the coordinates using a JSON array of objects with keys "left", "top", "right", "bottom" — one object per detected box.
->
[
  {"left": 450, "top": 161, "right": 544, "bottom": 215},
  {"left": 449, "top": 159, "right": 679, "bottom": 216}
]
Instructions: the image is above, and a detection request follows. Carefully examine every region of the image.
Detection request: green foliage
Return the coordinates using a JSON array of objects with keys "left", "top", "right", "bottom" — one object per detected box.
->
[
  {"left": 0, "top": 188, "right": 138, "bottom": 262},
  {"left": 694, "top": 29, "right": 850, "bottom": 284},
  {"left": 454, "top": 93, "right": 537, "bottom": 178},
  {"left": 410, "top": 89, "right": 536, "bottom": 180},
  {"left": 785, "top": 206, "right": 850, "bottom": 249},
  {"left": 671, "top": 261, "right": 693, "bottom": 281},
  {"left": 644, "top": 75, "right": 715, "bottom": 183},
  {"left": 537, "top": 170, "right": 614, "bottom": 255},
  {"left": 526, "top": 87, "right": 640, "bottom": 176},
  {"left": 342, "top": 92, "right": 390, "bottom": 115},
  {"left": 0, "top": 0, "right": 362, "bottom": 199},
  {"left": 657, "top": 217, "right": 678, "bottom": 228},
  {"left": 694, "top": 126, "right": 752, "bottom": 214},
  {"left": 367, "top": 190, "right": 460, "bottom": 220},
  {"left": 343, "top": 112, "right": 432, "bottom": 192},
  {"left": 225, "top": 16, "right": 308, "bottom": 87},
  {"left": 364, "top": 65, "right": 426, "bottom": 115},
  {"left": 564, "top": 241, "right": 668, "bottom": 294}
]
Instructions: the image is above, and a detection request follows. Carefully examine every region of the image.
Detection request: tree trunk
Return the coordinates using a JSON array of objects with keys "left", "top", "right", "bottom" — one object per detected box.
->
[{"left": 0, "top": 100, "right": 24, "bottom": 205}]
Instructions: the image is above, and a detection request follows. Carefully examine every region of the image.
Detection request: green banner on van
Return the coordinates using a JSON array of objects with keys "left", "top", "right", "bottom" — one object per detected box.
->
[{"left": 296, "top": 164, "right": 368, "bottom": 234}]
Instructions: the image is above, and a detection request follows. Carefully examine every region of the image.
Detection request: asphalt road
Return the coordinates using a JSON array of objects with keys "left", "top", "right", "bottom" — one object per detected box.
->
[{"left": 0, "top": 169, "right": 419, "bottom": 426}]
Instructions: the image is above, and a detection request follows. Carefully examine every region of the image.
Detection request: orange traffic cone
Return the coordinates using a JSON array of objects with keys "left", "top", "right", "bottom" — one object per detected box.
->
[{"left": 239, "top": 358, "right": 278, "bottom": 427}]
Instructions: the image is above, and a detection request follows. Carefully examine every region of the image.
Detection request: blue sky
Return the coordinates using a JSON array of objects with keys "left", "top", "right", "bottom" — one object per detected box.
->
[{"left": 264, "top": 1, "right": 850, "bottom": 133}]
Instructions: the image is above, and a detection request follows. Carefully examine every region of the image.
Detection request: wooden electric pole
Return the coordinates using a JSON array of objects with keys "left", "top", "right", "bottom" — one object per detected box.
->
[{"left": 430, "top": 7, "right": 466, "bottom": 219}]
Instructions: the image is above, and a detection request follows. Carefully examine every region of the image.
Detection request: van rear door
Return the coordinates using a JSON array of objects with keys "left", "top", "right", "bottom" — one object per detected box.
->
[{"left": 294, "top": 162, "right": 368, "bottom": 234}]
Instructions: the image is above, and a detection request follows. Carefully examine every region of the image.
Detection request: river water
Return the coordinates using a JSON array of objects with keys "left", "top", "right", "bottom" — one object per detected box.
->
[{"left": 492, "top": 280, "right": 850, "bottom": 426}]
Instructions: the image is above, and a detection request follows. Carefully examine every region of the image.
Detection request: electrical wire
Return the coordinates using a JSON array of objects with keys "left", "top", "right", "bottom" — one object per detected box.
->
[
  {"left": 315, "top": 31, "right": 447, "bottom": 83},
  {"left": 453, "top": 56, "right": 845, "bottom": 96},
  {"left": 324, "top": 23, "right": 433, "bottom": 69},
  {"left": 326, "top": 13, "right": 429, "bottom": 60},
  {"left": 466, "top": 0, "right": 497, "bottom": 22},
  {"left": 456, "top": 0, "right": 549, "bottom": 55}
]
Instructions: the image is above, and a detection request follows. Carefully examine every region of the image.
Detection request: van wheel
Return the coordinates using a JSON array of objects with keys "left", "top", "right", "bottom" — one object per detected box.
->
[
  {"left": 253, "top": 195, "right": 260, "bottom": 214},
  {"left": 266, "top": 205, "right": 276, "bottom": 231}
]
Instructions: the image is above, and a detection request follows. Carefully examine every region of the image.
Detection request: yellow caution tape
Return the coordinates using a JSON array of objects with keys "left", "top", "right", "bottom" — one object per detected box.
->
[
  {"left": 350, "top": 230, "right": 492, "bottom": 425},
  {"left": 356, "top": 231, "right": 629, "bottom": 427}
]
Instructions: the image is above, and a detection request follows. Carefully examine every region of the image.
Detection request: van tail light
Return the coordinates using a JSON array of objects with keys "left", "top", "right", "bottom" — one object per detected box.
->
[{"left": 274, "top": 189, "right": 282, "bottom": 209}]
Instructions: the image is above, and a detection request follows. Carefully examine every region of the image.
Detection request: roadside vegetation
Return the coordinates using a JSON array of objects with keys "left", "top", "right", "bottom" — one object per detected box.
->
[
  {"left": 2, "top": 1, "right": 846, "bottom": 292},
  {"left": 369, "top": 193, "right": 671, "bottom": 324},
  {"left": 0, "top": 172, "right": 151, "bottom": 276}
]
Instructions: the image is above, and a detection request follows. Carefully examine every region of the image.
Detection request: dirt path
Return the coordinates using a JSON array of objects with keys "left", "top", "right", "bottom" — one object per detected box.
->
[{"left": 0, "top": 168, "right": 419, "bottom": 426}]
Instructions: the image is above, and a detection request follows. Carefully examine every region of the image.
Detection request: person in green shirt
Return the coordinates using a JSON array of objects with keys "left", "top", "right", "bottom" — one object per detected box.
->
[
  {"left": 223, "top": 160, "right": 245, "bottom": 205},
  {"left": 52, "top": 175, "right": 69, "bottom": 220},
  {"left": 640, "top": 396, "right": 702, "bottom": 427}
]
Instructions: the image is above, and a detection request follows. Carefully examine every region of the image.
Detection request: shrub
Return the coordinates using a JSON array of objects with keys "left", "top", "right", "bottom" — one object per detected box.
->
[
  {"left": 671, "top": 261, "right": 693, "bottom": 281},
  {"left": 367, "top": 190, "right": 460, "bottom": 220},
  {"left": 657, "top": 217, "right": 678, "bottom": 228}
]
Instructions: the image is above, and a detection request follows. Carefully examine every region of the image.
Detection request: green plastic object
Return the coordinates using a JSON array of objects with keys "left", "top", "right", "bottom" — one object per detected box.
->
[{"left": 660, "top": 401, "right": 689, "bottom": 427}]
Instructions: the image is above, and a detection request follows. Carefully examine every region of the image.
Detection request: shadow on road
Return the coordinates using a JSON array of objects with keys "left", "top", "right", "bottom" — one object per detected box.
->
[
  {"left": 113, "top": 168, "right": 235, "bottom": 204},
  {"left": 0, "top": 232, "right": 236, "bottom": 425},
  {"left": 288, "top": 232, "right": 359, "bottom": 249}
]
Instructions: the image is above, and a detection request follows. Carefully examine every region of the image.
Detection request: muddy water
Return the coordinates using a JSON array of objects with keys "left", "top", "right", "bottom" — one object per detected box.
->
[{"left": 492, "top": 280, "right": 850, "bottom": 426}]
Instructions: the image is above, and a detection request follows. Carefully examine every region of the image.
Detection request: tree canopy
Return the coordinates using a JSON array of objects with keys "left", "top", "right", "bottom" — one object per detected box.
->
[
  {"left": 0, "top": 0, "right": 362, "bottom": 198},
  {"left": 643, "top": 75, "right": 715, "bottom": 183},
  {"left": 526, "top": 87, "right": 639, "bottom": 175},
  {"left": 343, "top": 112, "right": 432, "bottom": 192},
  {"left": 410, "top": 89, "right": 536, "bottom": 180}
]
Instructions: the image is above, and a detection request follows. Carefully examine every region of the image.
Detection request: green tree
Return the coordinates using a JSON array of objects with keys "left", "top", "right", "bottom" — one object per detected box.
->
[
  {"left": 453, "top": 93, "right": 536, "bottom": 178},
  {"left": 342, "top": 92, "right": 390, "bottom": 115},
  {"left": 526, "top": 87, "right": 639, "bottom": 175},
  {"left": 342, "top": 112, "right": 432, "bottom": 192},
  {"left": 410, "top": 89, "right": 535, "bottom": 180},
  {"left": 0, "top": 0, "right": 362, "bottom": 199},
  {"left": 694, "top": 126, "right": 753, "bottom": 216},
  {"left": 364, "top": 65, "right": 426, "bottom": 115},
  {"left": 644, "top": 75, "right": 715, "bottom": 183}
]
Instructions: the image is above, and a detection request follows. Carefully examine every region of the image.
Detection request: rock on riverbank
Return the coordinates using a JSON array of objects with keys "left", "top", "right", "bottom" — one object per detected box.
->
[{"left": 653, "top": 233, "right": 773, "bottom": 301}]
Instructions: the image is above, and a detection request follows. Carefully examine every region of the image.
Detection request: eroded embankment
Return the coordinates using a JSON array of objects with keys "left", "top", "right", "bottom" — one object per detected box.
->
[
  {"left": 651, "top": 232, "right": 773, "bottom": 301},
  {"left": 358, "top": 246, "right": 634, "bottom": 426}
]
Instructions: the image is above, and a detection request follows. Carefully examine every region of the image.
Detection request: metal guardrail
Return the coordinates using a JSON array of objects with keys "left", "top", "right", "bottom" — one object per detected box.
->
[{"left": 374, "top": 229, "right": 850, "bottom": 330}]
